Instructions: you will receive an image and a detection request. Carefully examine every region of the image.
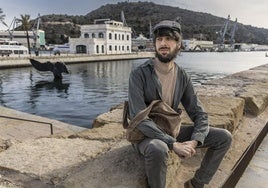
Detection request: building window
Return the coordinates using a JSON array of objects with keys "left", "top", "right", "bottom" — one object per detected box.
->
[
  {"left": 109, "top": 45, "right": 112, "bottom": 51},
  {"left": 109, "top": 33, "right": 112, "bottom": 40},
  {"left": 96, "top": 45, "right": 99, "bottom": 53},
  {"left": 115, "top": 34, "right": 117, "bottom": 40},
  {"left": 122, "top": 34, "right": 125, "bottom": 40},
  {"left": 76, "top": 45, "right": 87, "bottom": 53},
  {"left": 92, "top": 33, "right": 96, "bottom": 38},
  {"left": 84, "top": 33, "right": 89, "bottom": 38},
  {"left": 122, "top": 46, "right": 124, "bottom": 51},
  {"left": 127, "top": 46, "right": 129, "bottom": 51},
  {"left": 115, "top": 46, "right": 117, "bottom": 51},
  {"left": 127, "top": 35, "right": 129, "bottom": 41},
  {"left": 119, "top": 34, "right": 121, "bottom": 40},
  {"left": 99, "top": 32, "right": 104, "bottom": 38},
  {"left": 102, "top": 45, "right": 104, "bottom": 53}
]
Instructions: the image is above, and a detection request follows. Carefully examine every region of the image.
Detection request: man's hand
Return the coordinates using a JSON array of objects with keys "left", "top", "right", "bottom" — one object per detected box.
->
[
  {"left": 172, "top": 140, "right": 198, "bottom": 159},
  {"left": 183, "top": 140, "right": 198, "bottom": 149}
]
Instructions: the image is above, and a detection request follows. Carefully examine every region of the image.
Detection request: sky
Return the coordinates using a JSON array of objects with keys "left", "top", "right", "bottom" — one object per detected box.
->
[{"left": 0, "top": 0, "right": 268, "bottom": 30}]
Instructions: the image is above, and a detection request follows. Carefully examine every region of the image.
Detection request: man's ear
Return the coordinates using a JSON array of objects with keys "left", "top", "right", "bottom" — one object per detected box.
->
[
  {"left": 177, "top": 42, "right": 182, "bottom": 50},
  {"left": 179, "top": 41, "right": 185, "bottom": 50}
]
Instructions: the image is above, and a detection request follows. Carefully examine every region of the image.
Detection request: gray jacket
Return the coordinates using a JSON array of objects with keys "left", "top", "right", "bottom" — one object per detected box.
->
[{"left": 128, "top": 58, "right": 209, "bottom": 148}]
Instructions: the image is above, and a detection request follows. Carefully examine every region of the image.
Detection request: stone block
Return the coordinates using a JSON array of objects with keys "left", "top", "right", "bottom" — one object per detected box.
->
[
  {"left": 93, "top": 108, "right": 123, "bottom": 128},
  {"left": 70, "top": 123, "right": 125, "bottom": 142},
  {"left": 0, "top": 138, "right": 109, "bottom": 185},
  {"left": 180, "top": 96, "right": 245, "bottom": 133},
  {"left": 237, "top": 83, "right": 268, "bottom": 116},
  {"left": 61, "top": 139, "right": 181, "bottom": 188}
]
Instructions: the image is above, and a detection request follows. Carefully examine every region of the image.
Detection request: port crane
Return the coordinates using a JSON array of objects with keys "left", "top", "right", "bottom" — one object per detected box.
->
[
  {"left": 217, "top": 15, "right": 237, "bottom": 50},
  {"left": 0, "top": 17, "right": 20, "bottom": 41}
]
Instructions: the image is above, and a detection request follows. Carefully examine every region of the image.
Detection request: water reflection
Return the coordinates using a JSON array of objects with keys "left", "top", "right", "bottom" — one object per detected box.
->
[{"left": 0, "top": 60, "right": 144, "bottom": 128}]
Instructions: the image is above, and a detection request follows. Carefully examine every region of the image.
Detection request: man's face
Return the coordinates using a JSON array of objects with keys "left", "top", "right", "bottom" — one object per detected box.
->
[{"left": 155, "top": 35, "right": 180, "bottom": 63}]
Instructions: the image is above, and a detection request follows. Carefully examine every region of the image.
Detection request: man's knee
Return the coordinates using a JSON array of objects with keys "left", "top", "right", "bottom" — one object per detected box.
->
[
  {"left": 223, "top": 129, "right": 232, "bottom": 147},
  {"left": 207, "top": 127, "right": 233, "bottom": 150},
  {"left": 216, "top": 128, "right": 232, "bottom": 150},
  {"left": 145, "top": 139, "right": 169, "bottom": 160}
]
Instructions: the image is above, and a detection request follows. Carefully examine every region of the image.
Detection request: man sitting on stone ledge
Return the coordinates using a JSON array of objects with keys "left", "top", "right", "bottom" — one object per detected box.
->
[{"left": 127, "top": 20, "right": 232, "bottom": 188}]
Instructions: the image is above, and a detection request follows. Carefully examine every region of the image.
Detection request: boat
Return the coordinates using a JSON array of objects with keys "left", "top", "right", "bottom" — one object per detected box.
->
[
  {"left": 0, "top": 40, "right": 29, "bottom": 56},
  {"left": 52, "top": 43, "right": 70, "bottom": 55}
]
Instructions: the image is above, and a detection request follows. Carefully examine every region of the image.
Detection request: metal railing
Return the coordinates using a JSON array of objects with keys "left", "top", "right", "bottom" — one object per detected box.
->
[
  {"left": 221, "top": 121, "right": 268, "bottom": 188},
  {"left": 0, "top": 115, "right": 54, "bottom": 135}
]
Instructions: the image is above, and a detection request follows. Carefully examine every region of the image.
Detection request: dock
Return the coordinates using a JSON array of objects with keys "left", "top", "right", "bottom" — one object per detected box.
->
[{"left": 0, "top": 52, "right": 155, "bottom": 69}]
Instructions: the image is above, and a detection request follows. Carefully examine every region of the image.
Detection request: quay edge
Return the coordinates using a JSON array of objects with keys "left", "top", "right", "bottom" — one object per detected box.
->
[{"left": 0, "top": 52, "right": 155, "bottom": 69}]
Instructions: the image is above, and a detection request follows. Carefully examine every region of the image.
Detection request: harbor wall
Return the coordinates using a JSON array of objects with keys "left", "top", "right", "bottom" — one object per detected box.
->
[
  {"left": 0, "top": 52, "right": 155, "bottom": 69},
  {"left": 0, "top": 63, "right": 268, "bottom": 187}
]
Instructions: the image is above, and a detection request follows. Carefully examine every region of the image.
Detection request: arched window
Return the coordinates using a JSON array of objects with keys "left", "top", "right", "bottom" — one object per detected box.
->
[
  {"left": 96, "top": 45, "right": 99, "bottom": 53},
  {"left": 92, "top": 33, "right": 96, "bottom": 38},
  {"left": 98, "top": 32, "right": 104, "bottom": 38},
  {"left": 122, "top": 34, "right": 125, "bottom": 40},
  {"left": 109, "top": 33, "right": 112, "bottom": 40},
  {"left": 102, "top": 45, "right": 104, "bottom": 53},
  {"left": 115, "top": 34, "right": 117, "bottom": 40},
  {"left": 76, "top": 45, "right": 87, "bottom": 53},
  {"left": 84, "top": 33, "right": 89, "bottom": 38}
]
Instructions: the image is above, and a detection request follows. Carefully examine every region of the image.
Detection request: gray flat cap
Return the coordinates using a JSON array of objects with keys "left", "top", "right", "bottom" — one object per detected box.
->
[{"left": 153, "top": 20, "right": 181, "bottom": 34}]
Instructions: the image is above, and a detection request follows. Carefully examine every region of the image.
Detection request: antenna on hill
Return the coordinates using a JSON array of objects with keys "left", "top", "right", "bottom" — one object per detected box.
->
[{"left": 121, "top": 11, "right": 128, "bottom": 27}]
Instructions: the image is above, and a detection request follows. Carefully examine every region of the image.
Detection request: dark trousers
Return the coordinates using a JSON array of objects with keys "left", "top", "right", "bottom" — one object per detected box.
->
[{"left": 135, "top": 126, "right": 232, "bottom": 188}]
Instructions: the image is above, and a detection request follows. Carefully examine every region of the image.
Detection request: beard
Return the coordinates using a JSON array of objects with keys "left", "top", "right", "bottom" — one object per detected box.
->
[{"left": 155, "top": 46, "right": 179, "bottom": 63}]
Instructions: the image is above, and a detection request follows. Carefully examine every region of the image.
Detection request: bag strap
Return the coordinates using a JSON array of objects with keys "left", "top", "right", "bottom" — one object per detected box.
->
[{"left": 122, "top": 101, "right": 130, "bottom": 129}]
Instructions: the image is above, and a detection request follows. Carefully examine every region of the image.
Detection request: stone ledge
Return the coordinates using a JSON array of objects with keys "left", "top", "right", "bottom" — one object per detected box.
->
[
  {"left": 62, "top": 139, "right": 180, "bottom": 188},
  {"left": 0, "top": 63, "right": 268, "bottom": 187}
]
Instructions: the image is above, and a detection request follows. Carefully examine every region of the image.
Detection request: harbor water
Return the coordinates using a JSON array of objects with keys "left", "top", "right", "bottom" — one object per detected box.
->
[{"left": 0, "top": 51, "right": 267, "bottom": 128}]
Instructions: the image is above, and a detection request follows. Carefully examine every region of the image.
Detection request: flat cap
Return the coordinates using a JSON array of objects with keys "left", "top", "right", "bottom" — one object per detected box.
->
[{"left": 153, "top": 20, "right": 181, "bottom": 34}]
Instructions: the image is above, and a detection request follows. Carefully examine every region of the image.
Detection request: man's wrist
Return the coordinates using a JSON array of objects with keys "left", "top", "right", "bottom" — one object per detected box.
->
[
  {"left": 191, "top": 140, "right": 198, "bottom": 148},
  {"left": 168, "top": 142, "right": 175, "bottom": 150}
]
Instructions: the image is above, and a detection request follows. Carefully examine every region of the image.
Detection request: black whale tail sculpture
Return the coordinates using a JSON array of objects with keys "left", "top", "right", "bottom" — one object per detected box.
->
[{"left": 29, "top": 58, "right": 69, "bottom": 80}]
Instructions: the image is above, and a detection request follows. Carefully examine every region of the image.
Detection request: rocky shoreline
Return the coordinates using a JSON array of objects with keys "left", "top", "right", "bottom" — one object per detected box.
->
[{"left": 0, "top": 63, "right": 268, "bottom": 187}]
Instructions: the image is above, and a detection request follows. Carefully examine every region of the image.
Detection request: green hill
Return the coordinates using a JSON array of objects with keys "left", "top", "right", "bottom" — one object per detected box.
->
[{"left": 37, "top": 1, "right": 268, "bottom": 45}]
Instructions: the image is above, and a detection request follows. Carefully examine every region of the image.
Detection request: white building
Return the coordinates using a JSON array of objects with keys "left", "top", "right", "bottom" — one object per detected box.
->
[
  {"left": 182, "top": 39, "right": 214, "bottom": 51},
  {"left": 69, "top": 20, "right": 132, "bottom": 55}
]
